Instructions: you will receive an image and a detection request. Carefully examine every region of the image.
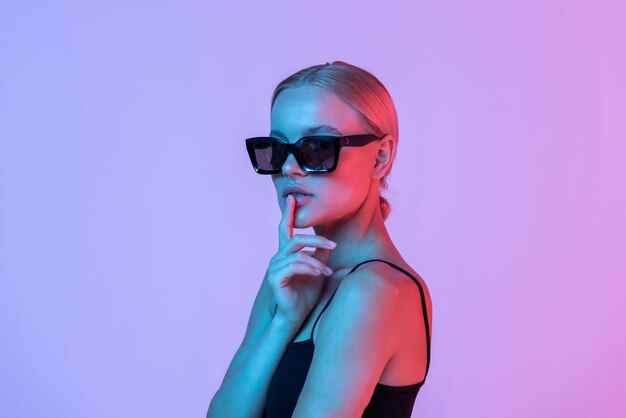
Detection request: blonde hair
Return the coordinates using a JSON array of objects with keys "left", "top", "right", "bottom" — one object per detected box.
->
[{"left": 270, "top": 61, "right": 399, "bottom": 221}]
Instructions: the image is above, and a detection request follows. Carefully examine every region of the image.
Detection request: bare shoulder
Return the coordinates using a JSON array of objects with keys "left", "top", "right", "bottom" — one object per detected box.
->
[
  {"left": 340, "top": 260, "right": 432, "bottom": 331},
  {"left": 339, "top": 262, "right": 401, "bottom": 295},
  {"left": 345, "top": 260, "right": 430, "bottom": 297},
  {"left": 330, "top": 260, "right": 420, "bottom": 314},
  {"left": 300, "top": 261, "right": 425, "bottom": 414},
  {"left": 312, "top": 260, "right": 430, "bottom": 362}
]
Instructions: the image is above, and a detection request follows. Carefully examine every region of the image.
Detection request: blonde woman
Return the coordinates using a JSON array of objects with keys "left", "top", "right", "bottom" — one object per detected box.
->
[{"left": 208, "top": 61, "right": 432, "bottom": 418}]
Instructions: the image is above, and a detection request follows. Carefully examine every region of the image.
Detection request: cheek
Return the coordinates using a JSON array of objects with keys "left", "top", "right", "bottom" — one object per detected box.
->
[
  {"left": 317, "top": 173, "right": 370, "bottom": 209},
  {"left": 333, "top": 156, "right": 372, "bottom": 196}
]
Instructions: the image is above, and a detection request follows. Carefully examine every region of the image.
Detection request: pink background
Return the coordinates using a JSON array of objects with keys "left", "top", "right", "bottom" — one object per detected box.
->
[{"left": 1, "top": 1, "right": 624, "bottom": 417}]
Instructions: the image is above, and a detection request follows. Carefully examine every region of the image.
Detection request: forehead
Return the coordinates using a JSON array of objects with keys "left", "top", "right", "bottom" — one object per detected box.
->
[{"left": 270, "top": 85, "right": 365, "bottom": 141}]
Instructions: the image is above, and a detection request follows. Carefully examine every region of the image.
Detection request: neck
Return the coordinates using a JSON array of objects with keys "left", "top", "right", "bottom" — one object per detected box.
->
[{"left": 312, "top": 189, "right": 397, "bottom": 273}]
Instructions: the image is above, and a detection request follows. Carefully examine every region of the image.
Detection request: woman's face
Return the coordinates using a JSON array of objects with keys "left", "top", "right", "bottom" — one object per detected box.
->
[{"left": 270, "top": 85, "right": 381, "bottom": 229}]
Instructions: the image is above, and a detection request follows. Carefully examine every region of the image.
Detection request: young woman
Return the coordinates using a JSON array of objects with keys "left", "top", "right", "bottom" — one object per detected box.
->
[{"left": 208, "top": 61, "right": 432, "bottom": 418}]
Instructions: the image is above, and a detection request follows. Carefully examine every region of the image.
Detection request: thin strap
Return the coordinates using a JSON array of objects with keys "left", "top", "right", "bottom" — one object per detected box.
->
[
  {"left": 308, "top": 288, "right": 339, "bottom": 340},
  {"left": 309, "top": 259, "right": 431, "bottom": 379},
  {"left": 309, "top": 259, "right": 378, "bottom": 340}
]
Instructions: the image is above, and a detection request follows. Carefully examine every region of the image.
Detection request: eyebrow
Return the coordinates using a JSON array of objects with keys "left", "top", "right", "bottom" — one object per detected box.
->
[{"left": 270, "top": 125, "right": 344, "bottom": 139}]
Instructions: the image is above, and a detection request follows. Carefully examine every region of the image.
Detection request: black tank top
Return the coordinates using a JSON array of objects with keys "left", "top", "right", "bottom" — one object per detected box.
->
[{"left": 264, "top": 259, "right": 431, "bottom": 418}]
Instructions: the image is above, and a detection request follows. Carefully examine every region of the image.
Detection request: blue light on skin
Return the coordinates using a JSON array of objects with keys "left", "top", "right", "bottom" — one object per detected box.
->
[{"left": 269, "top": 84, "right": 400, "bottom": 275}]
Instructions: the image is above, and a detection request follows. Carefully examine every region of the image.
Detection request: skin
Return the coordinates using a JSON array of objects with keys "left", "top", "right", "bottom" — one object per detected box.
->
[
  {"left": 267, "top": 85, "right": 433, "bottom": 416},
  {"left": 271, "top": 85, "right": 401, "bottom": 274}
]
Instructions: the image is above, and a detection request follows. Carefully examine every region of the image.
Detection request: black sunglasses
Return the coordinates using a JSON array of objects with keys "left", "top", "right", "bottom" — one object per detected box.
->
[{"left": 245, "top": 134, "right": 384, "bottom": 174}]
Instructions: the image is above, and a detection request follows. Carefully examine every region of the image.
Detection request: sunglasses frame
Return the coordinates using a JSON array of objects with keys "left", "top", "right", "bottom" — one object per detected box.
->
[{"left": 245, "top": 134, "right": 384, "bottom": 174}]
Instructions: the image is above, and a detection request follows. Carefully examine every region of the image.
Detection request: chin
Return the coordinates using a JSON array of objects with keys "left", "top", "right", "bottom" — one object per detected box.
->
[
  {"left": 294, "top": 207, "right": 325, "bottom": 229},
  {"left": 293, "top": 215, "right": 314, "bottom": 229}
]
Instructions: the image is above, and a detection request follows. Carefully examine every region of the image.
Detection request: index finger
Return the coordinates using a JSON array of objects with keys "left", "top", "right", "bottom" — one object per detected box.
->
[{"left": 278, "top": 194, "right": 295, "bottom": 248}]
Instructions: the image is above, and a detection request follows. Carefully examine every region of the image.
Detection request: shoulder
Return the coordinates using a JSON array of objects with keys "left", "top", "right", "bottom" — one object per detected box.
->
[
  {"left": 317, "top": 261, "right": 407, "bottom": 347},
  {"left": 333, "top": 260, "right": 432, "bottom": 335},
  {"left": 296, "top": 263, "right": 405, "bottom": 415},
  {"left": 338, "top": 260, "right": 427, "bottom": 300},
  {"left": 334, "top": 261, "right": 403, "bottom": 309}
]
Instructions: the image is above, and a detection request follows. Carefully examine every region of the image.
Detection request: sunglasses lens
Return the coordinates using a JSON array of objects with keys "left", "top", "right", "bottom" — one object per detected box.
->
[
  {"left": 252, "top": 140, "right": 286, "bottom": 171},
  {"left": 301, "top": 138, "right": 335, "bottom": 171},
  {"left": 248, "top": 137, "right": 337, "bottom": 173}
]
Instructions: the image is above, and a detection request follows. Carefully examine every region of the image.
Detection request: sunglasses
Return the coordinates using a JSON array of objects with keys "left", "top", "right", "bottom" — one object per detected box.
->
[{"left": 245, "top": 134, "right": 384, "bottom": 174}]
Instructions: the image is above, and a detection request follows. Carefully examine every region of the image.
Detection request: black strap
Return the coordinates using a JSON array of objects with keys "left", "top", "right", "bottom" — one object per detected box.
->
[{"left": 309, "top": 259, "right": 431, "bottom": 379}]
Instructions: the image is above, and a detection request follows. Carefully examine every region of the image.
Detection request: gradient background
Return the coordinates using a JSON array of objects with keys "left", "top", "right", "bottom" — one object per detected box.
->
[{"left": 1, "top": 1, "right": 624, "bottom": 417}]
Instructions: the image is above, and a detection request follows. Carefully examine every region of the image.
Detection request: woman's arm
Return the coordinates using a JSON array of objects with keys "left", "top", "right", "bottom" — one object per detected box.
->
[
  {"left": 292, "top": 267, "right": 402, "bottom": 418},
  {"left": 207, "top": 273, "right": 301, "bottom": 418},
  {"left": 209, "top": 195, "right": 334, "bottom": 417}
]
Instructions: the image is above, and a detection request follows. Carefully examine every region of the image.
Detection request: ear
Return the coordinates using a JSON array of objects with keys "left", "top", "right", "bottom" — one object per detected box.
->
[{"left": 372, "top": 135, "right": 396, "bottom": 180}]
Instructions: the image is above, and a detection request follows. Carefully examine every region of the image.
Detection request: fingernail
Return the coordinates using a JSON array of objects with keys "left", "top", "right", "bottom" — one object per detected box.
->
[
  {"left": 324, "top": 267, "right": 333, "bottom": 276},
  {"left": 326, "top": 240, "right": 337, "bottom": 248}
]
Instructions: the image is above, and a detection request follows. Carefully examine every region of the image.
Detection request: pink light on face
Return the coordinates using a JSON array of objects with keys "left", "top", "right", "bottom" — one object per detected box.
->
[{"left": 0, "top": 1, "right": 624, "bottom": 418}]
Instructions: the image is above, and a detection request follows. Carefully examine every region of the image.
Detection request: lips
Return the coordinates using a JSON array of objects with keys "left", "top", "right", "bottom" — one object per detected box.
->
[
  {"left": 282, "top": 184, "right": 313, "bottom": 197},
  {"left": 289, "top": 193, "right": 314, "bottom": 206}
]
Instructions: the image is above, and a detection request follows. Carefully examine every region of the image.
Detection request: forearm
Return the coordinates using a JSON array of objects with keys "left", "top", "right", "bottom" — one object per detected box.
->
[{"left": 207, "top": 316, "right": 300, "bottom": 418}]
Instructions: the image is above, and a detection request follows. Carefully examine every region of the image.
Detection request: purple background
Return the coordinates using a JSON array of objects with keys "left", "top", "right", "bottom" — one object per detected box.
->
[{"left": 1, "top": 1, "right": 624, "bottom": 417}]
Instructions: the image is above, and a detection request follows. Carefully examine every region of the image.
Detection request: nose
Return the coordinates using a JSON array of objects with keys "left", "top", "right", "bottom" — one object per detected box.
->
[{"left": 281, "top": 152, "right": 306, "bottom": 176}]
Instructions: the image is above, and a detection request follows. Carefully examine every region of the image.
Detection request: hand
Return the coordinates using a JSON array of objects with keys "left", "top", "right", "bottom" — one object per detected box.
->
[{"left": 266, "top": 194, "right": 337, "bottom": 326}]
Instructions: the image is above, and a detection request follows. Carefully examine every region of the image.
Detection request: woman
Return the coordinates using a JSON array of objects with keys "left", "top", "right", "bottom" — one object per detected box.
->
[{"left": 208, "top": 61, "right": 432, "bottom": 418}]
